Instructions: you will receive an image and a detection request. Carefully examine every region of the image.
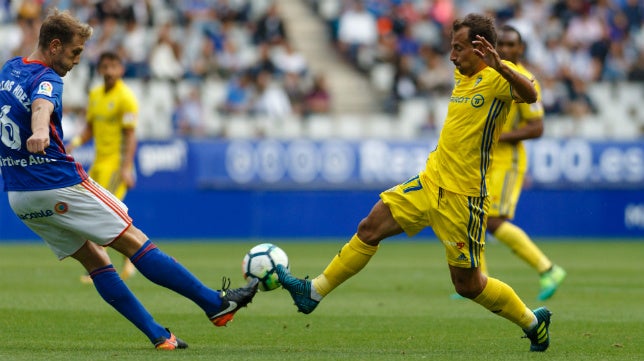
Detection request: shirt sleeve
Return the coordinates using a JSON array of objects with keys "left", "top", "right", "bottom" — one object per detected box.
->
[
  {"left": 120, "top": 88, "right": 139, "bottom": 129},
  {"left": 31, "top": 73, "right": 63, "bottom": 111}
]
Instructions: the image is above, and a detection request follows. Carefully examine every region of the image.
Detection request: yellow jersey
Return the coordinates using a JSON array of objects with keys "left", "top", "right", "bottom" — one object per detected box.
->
[
  {"left": 425, "top": 61, "right": 519, "bottom": 197},
  {"left": 492, "top": 63, "right": 544, "bottom": 174},
  {"left": 86, "top": 79, "right": 138, "bottom": 168}
]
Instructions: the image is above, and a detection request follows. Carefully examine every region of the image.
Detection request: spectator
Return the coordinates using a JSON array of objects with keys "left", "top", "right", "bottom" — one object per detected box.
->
[
  {"left": 337, "top": 0, "right": 378, "bottom": 69},
  {"left": 601, "top": 40, "right": 632, "bottom": 82},
  {"left": 185, "top": 35, "right": 219, "bottom": 79},
  {"left": 119, "top": 12, "right": 150, "bottom": 79},
  {"left": 389, "top": 54, "right": 420, "bottom": 112},
  {"left": 417, "top": 45, "right": 452, "bottom": 96},
  {"left": 173, "top": 84, "right": 206, "bottom": 137},
  {"left": 149, "top": 22, "right": 184, "bottom": 81},
  {"left": 251, "top": 70, "right": 292, "bottom": 119},
  {"left": 95, "top": 0, "right": 123, "bottom": 21},
  {"left": 396, "top": 23, "right": 421, "bottom": 56},
  {"left": 219, "top": 72, "right": 253, "bottom": 114},
  {"left": 283, "top": 72, "right": 306, "bottom": 116},
  {"left": 304, "top": 73, "right": 332, "bottom": 116},
  {"left": 250, "top": 43, "right": 277, "bottom": 77},
  {"left": 216, "top": 36, "right": 246, "bottom": 78},
  {"left": 272, "top": 41, "right": 308, "bottom": 76},
  {"left": 627, "top": 51, "right": 644, "bottom": 82},
  {"left": 84, "top": 15, "right": 122, "bottom": 79},
  {"left": 253, "top": 2, "right": 287, "bottom": 45},
  {"left": 8, "top": 7, "right": 40, "bottom": 57},
  {"left": 564, "top": 5, "right": 604, "bottom": 50},
  {"left": 540, "top": 75, "right": 568, "bottom": 115}
]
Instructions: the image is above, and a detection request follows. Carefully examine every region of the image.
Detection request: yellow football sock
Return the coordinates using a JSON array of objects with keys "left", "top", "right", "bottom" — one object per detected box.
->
[
  {"left": 493, "top": 222, "right": 552, "bottom": 274},
  {"left": 473, "top": 277, "right": 537, "bottom": 330},
  {"left": 312, "top": 234, "right": 379, "bottom": 297}
]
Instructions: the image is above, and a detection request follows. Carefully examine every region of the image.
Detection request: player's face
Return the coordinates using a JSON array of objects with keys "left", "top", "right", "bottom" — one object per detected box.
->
[
  {"left": 449, "top": 27, "right": 483, "bottom": 77},
  {"left": 51, "top": 35, "right": 86, "bottom": 76},
  {"left": 97, "top": 58, "right": 124, "bottom": 88},
  {"left": 497, "top": 31, "right": 523, "bottom": 64}
]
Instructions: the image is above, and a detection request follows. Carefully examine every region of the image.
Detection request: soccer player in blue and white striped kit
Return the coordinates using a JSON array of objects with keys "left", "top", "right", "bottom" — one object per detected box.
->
[{"left": 0, "top": 8, "right": 258, "bottom": 350}]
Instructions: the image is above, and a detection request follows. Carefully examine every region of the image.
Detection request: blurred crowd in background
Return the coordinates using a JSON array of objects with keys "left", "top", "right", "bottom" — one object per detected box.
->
[{"left": 0, "top": 0, "right": 643, "bottom": 139}]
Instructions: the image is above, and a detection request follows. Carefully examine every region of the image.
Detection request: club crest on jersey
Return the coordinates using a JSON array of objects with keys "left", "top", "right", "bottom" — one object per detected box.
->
[
  {"left": 54, "top": 202, "right": 69, "bottom": 214},
  {"left": 471, "top": 94, "right": 484, "bottom": 108},
  {"left": 37, "top": 81, "right": 53, "bottom": 97}
]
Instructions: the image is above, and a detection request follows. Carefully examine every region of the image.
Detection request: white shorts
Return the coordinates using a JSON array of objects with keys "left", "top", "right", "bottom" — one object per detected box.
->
[{"left": 8, "top": 178, "right": 132, "bottom": 260}]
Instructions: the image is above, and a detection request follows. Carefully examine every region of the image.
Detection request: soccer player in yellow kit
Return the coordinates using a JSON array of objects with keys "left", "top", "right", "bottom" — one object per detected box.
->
[
  {"left": 485, "top": 25, "right": 566, "bottom": 301},
  {"left": 277, "top": 14, "right": 553, "bottom": 352},
  {"left": 68, "top": 51, "right": 138, "bottom": 282}
]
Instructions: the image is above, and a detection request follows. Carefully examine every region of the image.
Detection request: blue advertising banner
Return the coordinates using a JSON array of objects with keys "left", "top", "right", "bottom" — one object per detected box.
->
[
  {"left": 526, "top": 139, "right": 644, "bottom": 189},
  {"left": 131, "top": 138, "right": 644, "bottom": 191},
  {"left": 1, "top": 138, "right": 643, "bottom": 241}
]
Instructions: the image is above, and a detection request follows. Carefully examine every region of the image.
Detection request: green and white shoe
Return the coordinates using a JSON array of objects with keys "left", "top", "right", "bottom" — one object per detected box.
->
[
  {"left": 276, "top": 264, "right": 321, "bottom": 314},
  {"left": 523, "top": 307, "right": 552, "bottom": 352},
  {"left": 538, "top": 265, "right": 566, "bottom": 301}
]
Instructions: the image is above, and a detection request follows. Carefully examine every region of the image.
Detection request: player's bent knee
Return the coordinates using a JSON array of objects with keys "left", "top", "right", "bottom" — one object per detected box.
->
[{"left": 110, "top": 225, "right": 149, "bottom": 257}]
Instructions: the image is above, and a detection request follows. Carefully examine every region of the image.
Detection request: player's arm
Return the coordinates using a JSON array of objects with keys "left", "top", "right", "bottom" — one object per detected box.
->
[
  {"left": 120, "top": 126, "right": 137, "bottom": 189},
  {"left": 499, "top": 116, "right": 544, "bottom": 144},
  {"left": 66, "top": 124, "right": 93, "bottom": 153},
  {"left": 27, "top": 98, "right": 54, "bottom": 154},
  {"left": 472, "top": 35, "right": 537, "bottom": 103}
]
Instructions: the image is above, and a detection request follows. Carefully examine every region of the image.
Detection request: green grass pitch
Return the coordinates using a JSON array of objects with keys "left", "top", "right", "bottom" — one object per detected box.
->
[{"left": 0, "top": 239, "right": 642, "bottom": 361}]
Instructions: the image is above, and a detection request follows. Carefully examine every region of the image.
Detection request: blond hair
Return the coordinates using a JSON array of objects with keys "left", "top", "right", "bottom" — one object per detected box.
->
[{"left": 38, "top": 8, "right": 93, "bottom": 50}]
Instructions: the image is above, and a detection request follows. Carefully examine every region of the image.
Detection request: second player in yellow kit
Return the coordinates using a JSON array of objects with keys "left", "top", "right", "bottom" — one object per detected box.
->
[
  {"left": 485, "top": 25, "right": 566, "bottom": 301},
  {"left": 277, "top": 14, "right": 553, "bottom": 352},
  {"left": 68, "top": 51, "right": 138, "bottom": 281}
]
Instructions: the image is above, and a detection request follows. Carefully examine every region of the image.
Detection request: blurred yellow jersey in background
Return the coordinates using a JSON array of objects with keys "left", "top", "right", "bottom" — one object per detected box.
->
[
  {"left": 86, "top": 79, "right": 138, "bottom": 198},
  {"left": 492, "top": 63, "right": 544, "bottom": 174}
]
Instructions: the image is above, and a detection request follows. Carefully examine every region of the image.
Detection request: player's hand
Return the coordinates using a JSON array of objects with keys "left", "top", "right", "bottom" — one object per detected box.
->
[
  {"left": 121, "top": 169, "right": 136, "bottom": 189},
  {"left": 26, "top": 129, "right": 50, "bottom": 155},
  {"left": 472, "top": 35, "right": 502, "bottom": 70}
]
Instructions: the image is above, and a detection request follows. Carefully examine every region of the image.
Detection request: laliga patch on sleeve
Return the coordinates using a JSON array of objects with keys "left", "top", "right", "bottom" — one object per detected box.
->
[{"left": 37, "top": 81, "right": 53, "bottom": 97}]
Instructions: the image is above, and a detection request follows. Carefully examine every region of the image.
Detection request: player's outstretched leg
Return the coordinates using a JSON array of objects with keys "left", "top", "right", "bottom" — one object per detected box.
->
[
  {"left": 129, "top": 240, "right": 258, "bottom": 326},
  {"left": 276, "top": 264, "right": 321, "bottom": 314},
  {"left": 538, "top": 265, "right": 566, "bottom": 301},
  {"left": 209, "top": 277, "right": 259, "bottom": 326},
  {"left": 523, "top": 307, "right": 552, "bottom": 352}
]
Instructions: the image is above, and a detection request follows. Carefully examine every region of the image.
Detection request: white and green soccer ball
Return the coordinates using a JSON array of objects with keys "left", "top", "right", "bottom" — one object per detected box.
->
[{"left": 241, "top": 243, "right": 289, "bottom": 291}]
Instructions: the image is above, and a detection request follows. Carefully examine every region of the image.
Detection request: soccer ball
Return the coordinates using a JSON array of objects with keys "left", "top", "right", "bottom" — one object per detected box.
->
[{"left": 241, "top": 243, "right": 289, "bottom": 291}]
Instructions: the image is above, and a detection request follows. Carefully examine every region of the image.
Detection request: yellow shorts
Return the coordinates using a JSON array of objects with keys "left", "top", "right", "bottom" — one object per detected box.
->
[
  {"left": 487, "top": 166, "right": 524, "bottom": 219},
  {"left": 89, "top": 164, "right": 127, "bottom": 200},
  {"left": 380, "top": 171, "right": 488, "bottom": 268}
]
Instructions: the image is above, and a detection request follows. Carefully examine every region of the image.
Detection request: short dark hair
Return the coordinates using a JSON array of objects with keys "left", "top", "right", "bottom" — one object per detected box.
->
[
  {"left": 500, "top": 24, "right": 523, "bottom": 45},
  {"left": 452, "top": 13, "right": 497, "bottom": 47},
  {"left": 38, "top": 8, "right": 92, "bottom": 49},
  {"left": 97, "top": 51, "right": 123, "bottom": 66}
]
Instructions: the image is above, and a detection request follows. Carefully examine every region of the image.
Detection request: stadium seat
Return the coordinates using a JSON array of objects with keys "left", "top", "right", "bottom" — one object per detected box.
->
[
  {"left": 366, "top": 114, "right": 396, "bottom": 139},
  {"left": 201, "top": 79, "right": 228, "bottom": 113},
  {"left": 224, "top": 116, "right": 259, "bottom": 139},
  {"left": 261, "top": 115, "right": 304, "bottom": 139},
  {"left": 335, "top": 114, "right": 365, "bottom": 139},
  {"left": 576, "top": 116, "right": 606, "bottom": 139},
  {"left": 542, "top": 116, "right": 575, "bottom": 138},
  {"left": 305, "top": 114, "right": 335, "bottom": 139}
]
